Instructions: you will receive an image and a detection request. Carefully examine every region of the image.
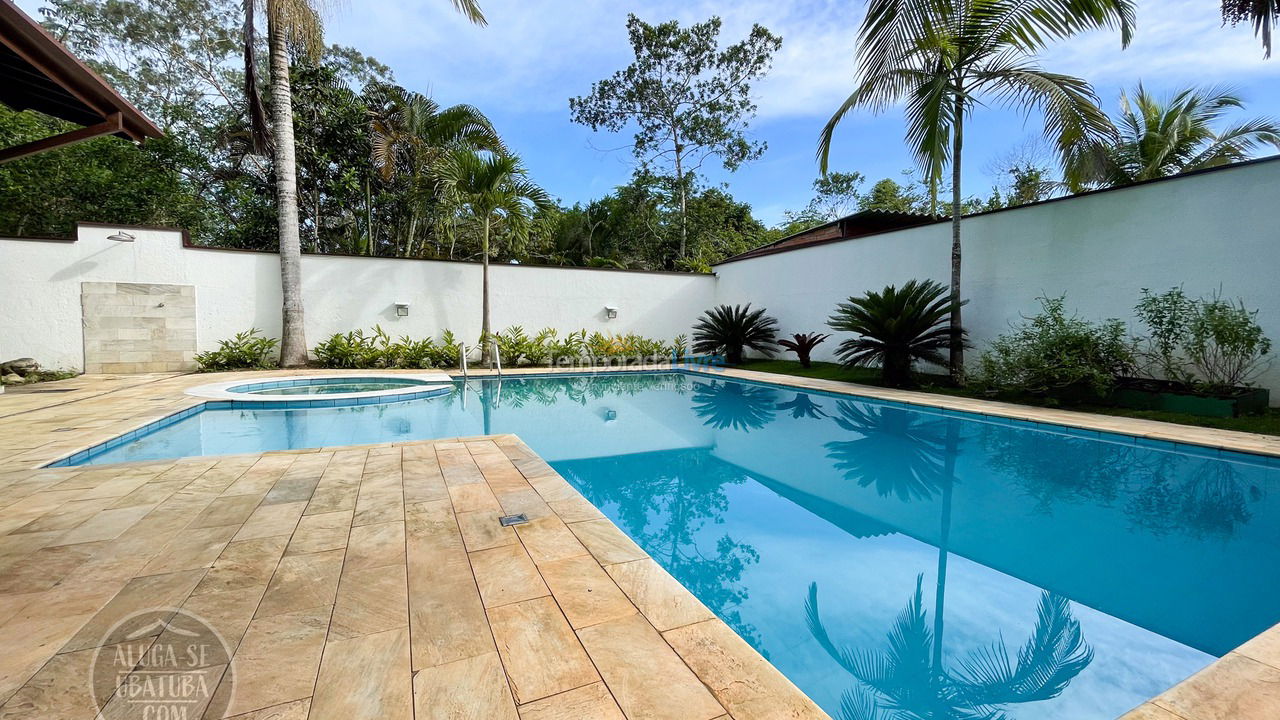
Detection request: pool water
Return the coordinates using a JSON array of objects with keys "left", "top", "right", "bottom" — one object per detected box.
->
[
  {"left": 73, "top": 372, "right": 1280, "bottom": 718},
  {"left": 228, "top": 377, "right": 430, "bottom": 395}
]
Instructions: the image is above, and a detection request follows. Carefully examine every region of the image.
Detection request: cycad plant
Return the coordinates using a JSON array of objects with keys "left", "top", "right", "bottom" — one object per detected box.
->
[
  {"left": 819, "top": 0, "right": 1135, "bottom": 381},
  {"left": 691, "top": 304, "right": 779, "bottom": 365},
  {"left": 437, "top": 150, "right": 554, "bottom": 364},
  {"left": 1068, "top": 84, "right": 1280, "bottom": 188},
  {"left": 827, "top": 280, "right": 966, "bottom": 388},
  {"left": 778, "top": 332, "right": 831, "bottom": 368}
]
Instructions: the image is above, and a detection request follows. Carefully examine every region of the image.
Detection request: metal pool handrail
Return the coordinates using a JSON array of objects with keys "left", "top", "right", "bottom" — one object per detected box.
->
[
  {"left": 459, "top": 343, "right": 469, "bottom": 378},
  {"left": 492, "top": 338, "right": 502, "bottom": 376}
]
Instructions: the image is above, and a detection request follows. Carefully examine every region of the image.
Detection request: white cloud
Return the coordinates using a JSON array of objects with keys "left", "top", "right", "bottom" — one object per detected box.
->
[{"left": 327, "top": 0, "right": 1280, "bottom": 123}]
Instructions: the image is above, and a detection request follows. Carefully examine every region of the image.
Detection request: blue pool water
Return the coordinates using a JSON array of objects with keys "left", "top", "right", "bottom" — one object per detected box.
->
[{"left": 73, "top": 372, "right": 1280, "bottom": 718}]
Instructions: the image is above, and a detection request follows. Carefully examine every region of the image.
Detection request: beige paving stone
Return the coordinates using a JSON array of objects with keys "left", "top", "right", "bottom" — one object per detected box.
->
[
  {"left": 62, "top": 568, "right": 206, "bottom": 652},
  {"left": 1119, "top": 703, "right": 1188, "bottom": 719},
  {"left": 330, "top": 563, "right": 409, "bottom": 640},
  {"left": 662, "top": 619, "right": 826, "bottom": 719},
  {"left": 546, "top": 494, "right": 605, "bottom": 524},
  {"left": 401, "top": 457, "right": 448, "bottom": 505},
  {"left": 567, "top": 519, "right": 646, "bottom": 566},
  {"left": 233, "top": 501, "right": 306, "bottom": 541},
  {"left": 0, "top": 638, "right": 151, "bottom": 720},
  {"left": 0, "top": 543, "right": 99, "bottom": 595},
  {"left": 344, "top": 520, "right": 406, "bottom": 570},
  {"left": 193, "top": 536, "right": 288, "bottom": 596},
  {"left": 188, "top": 494, "right": 261, "bottom": 531},
  {"left": 525, "top": 474, "right": 579, "bottom": 503},
  {"left": 209, "top": 605, "right": 331, "bottom": 718},
  {"left": 1153, "top": 652, "right": 1280, "bottom": 720},
  {"left": 223, "top": 698, "right": 310, "bottom": 720},
  {"left": 138, "top": 523, "right": 238, "bottom": 576},
  {"left": 11, "top": 496, "right": 115, "bottom": 534},
  {"left": 145, "top": 585, "right": 264, "bottom": 669},
  {"left": 0, "top": 609, "right": 98, "bottom": 706},
  {"left": 456, "top": 510, "right": 517, "bottom": 552},
  {"left": 413, "top": 650, "right": 518, "bottom": 720},
  {"left": 285, "top": 510, "right": 353, "bottom": 556},
  {"left": 515, "top": 516, "right": 589, "bottom": 565},
  {"left": 449, "top": 482, "right": 502, "bottom": 513},
  {"left": 470, "top": 543, "right": 550, "bottom": 609},
  {"left": 406, "top": 544, "right": 493, "bottom": 669},
  {"left": 254, "top": 548, "right": 344, "bottom": 618},
  {"left": 310, "top": 627, "right": 412, "bottom": 720},
  {"left": 488, "top": 596, "right": 599, "bottom": 704},
  {"left": 578, "top": 613, "right": 725, "bottom": 720},
  {"left": 604, "top": 558, "right": 715, "bottom": 631},
  {"left": 108, "top": 478, "right": 188, "bottom": 509},
  {"left": 496, "top": 488, "right": 553, "bottom": 520},
  {"left": 353, "top": 478, "right": 404, "bottom": 527},
  {"left": 49, "top": 505, "right": 155, "bottom": 546},
  {"left": 222, "top": 456, "right": 295, "bottom": 497},
  {"left": 516, "top": 682, "right": 625, "bottom": 720},
  {"left": 1236, "top": 623, "right": 1280, "bottom": 670},
  {"left": 97, "top": 662, "right": 227, "bottom": 719},
  {"left": 539, "top": 554, "right": 636, "bottom": 630}
]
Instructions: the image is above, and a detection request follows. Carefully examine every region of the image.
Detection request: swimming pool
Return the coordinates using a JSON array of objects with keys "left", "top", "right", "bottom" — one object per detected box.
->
[{"left": 63, "top": 371, "right": 1280, "bottom": 718}]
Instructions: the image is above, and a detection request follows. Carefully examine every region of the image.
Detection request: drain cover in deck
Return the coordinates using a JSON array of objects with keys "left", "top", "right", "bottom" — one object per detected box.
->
[{"left": 499, "top": 514, "right": 529, "bottom": 527}]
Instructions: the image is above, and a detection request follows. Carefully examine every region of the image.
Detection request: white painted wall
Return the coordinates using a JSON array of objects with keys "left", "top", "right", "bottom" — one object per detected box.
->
[
  {"left": 0, "top": 225, "right": 715, "bottom": 371},
  {"left": 714, "top": 158, "right": 1280, "bottom": 397},
  {"left": 2, "top": 158, "right": 1277, "bottom": 399}
]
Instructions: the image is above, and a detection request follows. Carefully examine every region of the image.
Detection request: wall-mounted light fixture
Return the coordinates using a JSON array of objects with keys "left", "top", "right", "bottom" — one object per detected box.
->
[
  {"left": 604, "top": 305, "right": 619, "bottom": 320},
  {"left": 107, "top": 231, "right": 136, "bottom": 242},
  {"left": 394, "top": 302, "right": 410, "bottom": 317}
]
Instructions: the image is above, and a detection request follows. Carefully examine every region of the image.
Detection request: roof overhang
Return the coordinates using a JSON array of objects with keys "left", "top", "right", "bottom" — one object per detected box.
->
[{"left": 0, "top": 0, "right": 162, "bottom": 163}]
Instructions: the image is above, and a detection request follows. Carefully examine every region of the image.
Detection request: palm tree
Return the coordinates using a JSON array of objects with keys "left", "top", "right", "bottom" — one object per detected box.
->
[
  {"left": 369, "top": 87, "right": 505, "bottom": 257},
  {"left": 1223, "top": 0, "right": 1277, "bottom": 57},
  {"left": 827, "top": 280, "right": 966, "bottom": 388},
  {"left": 242, "top": 0, "right": 487, "bottom": 365},
  {"left": 818, "top": 0, "right": 1135, "bottom": 383},
  {"left": 437, "top": 150, "right": 554, "bottom": 364},
  {"left": 1068, "top": 84, "right": 1280, "bottom": 188}
]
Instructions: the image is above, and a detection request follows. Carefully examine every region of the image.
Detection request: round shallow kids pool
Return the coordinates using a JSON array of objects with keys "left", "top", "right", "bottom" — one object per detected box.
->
[
  {"left": 227, "top": 377, "right": 433, "bottom": 395},
  {"left": 184, "top": 372, "right": 454, "bottom": 406}
]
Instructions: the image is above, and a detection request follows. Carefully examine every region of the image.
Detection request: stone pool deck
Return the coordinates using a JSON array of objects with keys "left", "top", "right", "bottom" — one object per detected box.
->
[{"left": 0, "top": 367, "right": 1278, "bottom": 719}]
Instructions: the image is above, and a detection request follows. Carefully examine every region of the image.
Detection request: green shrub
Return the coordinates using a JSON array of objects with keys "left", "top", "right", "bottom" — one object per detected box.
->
[
  {"left": 195, "top": 329, "right": 279, "bottom": 372},
  {"left": 827, "top": 280, "right": 962, "bottom": 387},
  {"left": 976, "top": 296, "right": 1135, "bottom": 399},
  {"left": 1136, "top": 288, "right": 1272, "bottom": 393},
  {"left": 313, "top": 326, "right": 463, "bottom": 369}
]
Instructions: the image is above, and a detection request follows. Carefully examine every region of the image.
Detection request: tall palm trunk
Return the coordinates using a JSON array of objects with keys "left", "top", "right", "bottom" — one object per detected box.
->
[
  {"left": 268, "top": 2, "right": 308, "bottom": 367},
  {"left": 480, "top": 215, "right": 492, "bottom": 366},
  {"left": 948, "top": 92, "right": 964, "bottom": 383}
]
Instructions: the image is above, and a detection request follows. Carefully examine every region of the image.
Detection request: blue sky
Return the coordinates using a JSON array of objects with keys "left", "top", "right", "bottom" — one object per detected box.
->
[
  {"left": 25, "top": 0, "right": 1280, "bottom": 225},
  {"left": 317, "top": 0, "right": 1280, "bottom": 225}
]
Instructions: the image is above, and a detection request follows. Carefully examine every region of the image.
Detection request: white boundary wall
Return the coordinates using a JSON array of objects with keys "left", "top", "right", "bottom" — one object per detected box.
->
[
  {"left": 1, "top": 158, "right": 1277, "bottom": 398},
  {"left": 715, "top": 158, "right": 1280, "bottom": 397},
  {"left": 0, "top": 226, "right": 715, "bottom": 371}
]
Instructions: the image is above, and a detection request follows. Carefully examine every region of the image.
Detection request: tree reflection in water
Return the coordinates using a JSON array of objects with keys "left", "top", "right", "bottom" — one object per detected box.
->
[
  {"left": 806, "top": 576, "right": 1093, "bottom": 720},
  {"left": 777, "top": 392, "right": 831, "bottom": 419},
  {"left": 557, "top": 448, "right": 764, "bottom": 648},
  {"left": 980, "top": 423, "right": 1262, "bottom": 540},
  {"left": 691, "top": 380, "right": 780, "bottom": 431},
  {"left": 824, "top": 401, "right": 951, "bottom": 503}
]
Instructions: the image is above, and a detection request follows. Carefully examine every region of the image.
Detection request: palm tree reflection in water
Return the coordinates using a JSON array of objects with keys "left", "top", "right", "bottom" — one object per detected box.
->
[
  {"left": 811, "top": 401, "right": 1092, "bottom": 718},
  {"left": 692, "top": 380, "right": 780, "bottom": 431}
]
